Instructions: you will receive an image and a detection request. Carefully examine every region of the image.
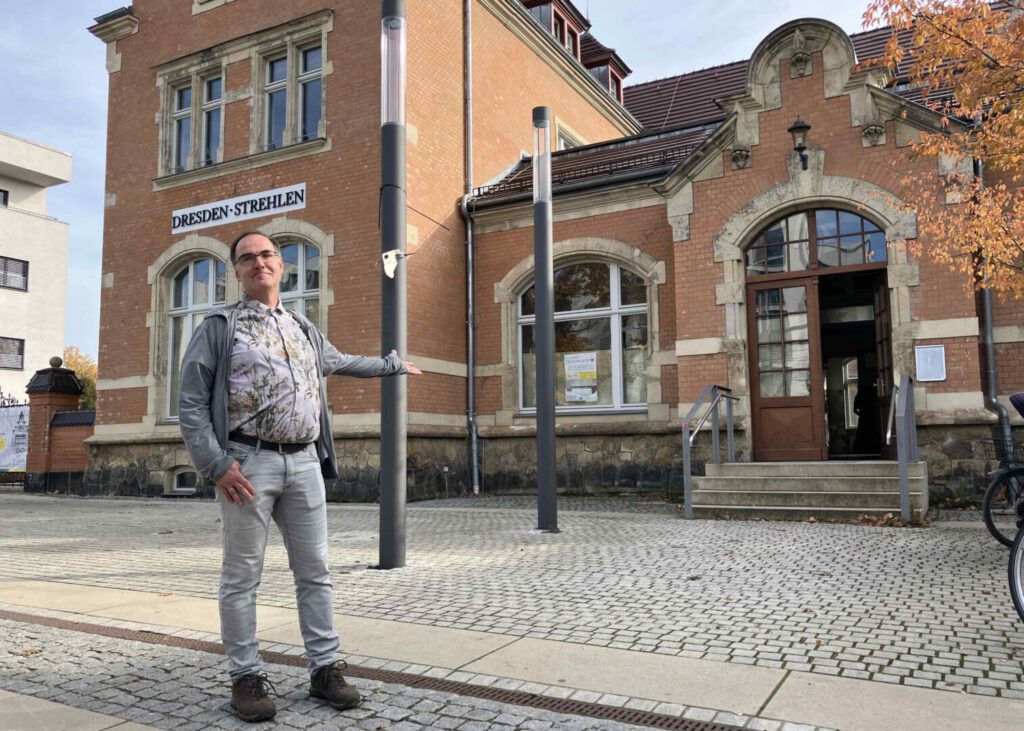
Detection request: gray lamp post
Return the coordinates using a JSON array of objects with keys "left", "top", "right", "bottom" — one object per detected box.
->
[
  {"left": 379, "top": 0, "right": 407, "bottom": 569},
  {"left": 532, "top": 106, "right": 558, "bottom": 533}
]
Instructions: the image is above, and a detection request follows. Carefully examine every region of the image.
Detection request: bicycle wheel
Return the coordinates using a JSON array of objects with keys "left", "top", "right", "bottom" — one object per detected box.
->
[
  {"left": 982, "top": 467, "right": 1024, "bottom": 547},
  {"left": 1009, "top": 527, "right": 1024, "bottom": 623}
]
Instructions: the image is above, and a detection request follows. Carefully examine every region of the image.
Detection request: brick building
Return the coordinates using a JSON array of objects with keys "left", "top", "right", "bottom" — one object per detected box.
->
[{"left": 87, "top": 1, "right": 1022, "bottom": 503}]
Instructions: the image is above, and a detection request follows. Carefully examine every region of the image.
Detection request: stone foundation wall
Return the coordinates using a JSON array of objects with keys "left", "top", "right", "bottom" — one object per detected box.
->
[{"left": 78, "top": 423, "right": 1022, "bottom": 503}]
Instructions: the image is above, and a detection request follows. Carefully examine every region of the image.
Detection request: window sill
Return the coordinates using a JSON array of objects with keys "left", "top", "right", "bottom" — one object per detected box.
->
[{"left": 153, "top": 137, "right": 330, "bottom": 192}]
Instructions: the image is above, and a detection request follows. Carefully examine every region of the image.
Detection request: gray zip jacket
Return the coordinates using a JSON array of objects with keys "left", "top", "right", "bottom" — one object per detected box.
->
[{"left": 178, "top": 302, "right": 406, "bottom": 483}]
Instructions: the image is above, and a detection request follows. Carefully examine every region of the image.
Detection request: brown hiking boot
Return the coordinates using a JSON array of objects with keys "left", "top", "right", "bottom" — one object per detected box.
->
[
  {"left": 309, "top": 661, "right": 361, "bottom": 710},
  {"left": 230, "top": 672, "right": 277, "bottom": 722}
]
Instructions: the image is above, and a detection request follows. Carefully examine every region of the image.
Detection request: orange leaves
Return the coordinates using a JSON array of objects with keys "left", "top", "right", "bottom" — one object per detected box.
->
[{"left": 864, "top": 0, "right": 1024, "bottom": 298}]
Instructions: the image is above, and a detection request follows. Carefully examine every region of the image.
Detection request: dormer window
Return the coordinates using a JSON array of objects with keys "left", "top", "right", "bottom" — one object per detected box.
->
[
  {"left": 553, "top": 14, "right": 565, "bottom": 45},
  {"left": 610, "top": 73, "right": 622, "bottom": 103},
  {"left": 566, "top": 28, "right": 579, "bottom": 58},
  {"left": 525, "top": 1, "right": 585, "bottom": 61}
]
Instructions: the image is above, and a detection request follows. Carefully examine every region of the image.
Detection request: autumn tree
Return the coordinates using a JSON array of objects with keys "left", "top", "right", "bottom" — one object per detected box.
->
[
  {"left": 63, "top": 346, "right": 97, "bottom": 410},
  {"left": 863, "top": 0, "right": 1024, "bottom": 296}
]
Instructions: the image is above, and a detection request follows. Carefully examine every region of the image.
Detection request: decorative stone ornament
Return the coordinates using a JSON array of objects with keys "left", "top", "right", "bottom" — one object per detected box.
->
[
  {"left": 862, "top": 121, "right": 886, "bottom": 146},
  {"left": 790, "top": 28, "right": 811, "bottom": 77},
  {"left": 731, "top": 147, "right": 752, "bottom": 169}
]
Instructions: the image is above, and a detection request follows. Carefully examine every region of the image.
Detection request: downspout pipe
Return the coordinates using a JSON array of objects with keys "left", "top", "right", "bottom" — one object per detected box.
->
[
  {"left": 974, "top": 156, "right": 1015, "bottom": 463},
  {"left": 462, "top": 0, "right": 481, "bottom": 495}
]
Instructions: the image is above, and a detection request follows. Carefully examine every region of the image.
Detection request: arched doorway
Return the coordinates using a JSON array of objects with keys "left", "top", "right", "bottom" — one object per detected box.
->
[{"left": 745, "top": 208, "right": 891, "bottom": 461}]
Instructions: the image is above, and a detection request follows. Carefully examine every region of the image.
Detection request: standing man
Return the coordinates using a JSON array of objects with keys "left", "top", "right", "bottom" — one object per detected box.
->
[{"left": 179, "top": 231, "right": 420, "bottom": 722}]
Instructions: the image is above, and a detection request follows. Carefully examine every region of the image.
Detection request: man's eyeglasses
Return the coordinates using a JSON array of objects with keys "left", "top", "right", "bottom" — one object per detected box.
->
[{"left": 235, "top": 250, "right": 281, "bottom": 267}]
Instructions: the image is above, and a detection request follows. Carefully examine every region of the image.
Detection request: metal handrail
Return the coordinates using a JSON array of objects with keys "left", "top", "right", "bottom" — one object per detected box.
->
[
  {"left": 681, "top": 384, "right": 740, "bottom": 519},
  {"left": 885, "top": 374, "right": 918, "bottom": 522}
]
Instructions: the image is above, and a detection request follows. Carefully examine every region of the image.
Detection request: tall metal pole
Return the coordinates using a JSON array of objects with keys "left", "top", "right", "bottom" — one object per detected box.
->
[
  {"left": 379, "top": 0, "right": 407, "bottom": 568},
  {"left": 532, "top": 106, "right": 558, "bottom": 533}
]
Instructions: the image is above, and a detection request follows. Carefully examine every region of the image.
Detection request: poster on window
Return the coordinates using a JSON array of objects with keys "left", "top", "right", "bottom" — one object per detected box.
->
[
  {"left": 563, "top": 352, "right": 598, "bottom": 402},
  {"left": 0, "top": 406, "right": 29, "bottom": 472}
]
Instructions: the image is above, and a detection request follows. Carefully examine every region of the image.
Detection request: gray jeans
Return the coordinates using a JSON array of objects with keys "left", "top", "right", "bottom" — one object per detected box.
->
[{"left": 217, "top": 440, "right": 339, "bottom": 678}]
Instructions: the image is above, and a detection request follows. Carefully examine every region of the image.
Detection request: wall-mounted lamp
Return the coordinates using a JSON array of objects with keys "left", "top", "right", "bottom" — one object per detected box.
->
[{"left": 788, "top": 116, "right": 811, "bottom": 170}]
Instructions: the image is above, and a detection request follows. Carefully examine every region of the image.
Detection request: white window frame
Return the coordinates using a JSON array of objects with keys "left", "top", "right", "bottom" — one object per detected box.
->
[
  {"left": 277, "top": 239, "right": 321, "bottom": 325},
  {"left": 297, "top": 44, "right": 323, "bottom": 143},
  {"left": 517, "top": 262, "right": 648, "bottom": 414},
  {"left": 200, "top": 76, "right": 223, "bottom": 166},
  {"left": 166, "top": 257, "right": 227, "bottom": 419},
  {"left": 257, "top": 37, "right": 325, "bottom": 153},
  {"left": 161, "top": 63, "right": 225, "bottom": 176}
]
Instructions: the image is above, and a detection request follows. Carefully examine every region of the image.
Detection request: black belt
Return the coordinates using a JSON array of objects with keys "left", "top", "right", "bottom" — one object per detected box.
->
[{"left": 229, "top": 431, "right": 311, "bottom": 454}]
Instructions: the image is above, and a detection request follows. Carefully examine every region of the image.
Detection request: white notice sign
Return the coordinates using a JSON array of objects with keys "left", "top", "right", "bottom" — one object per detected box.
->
[
  {"left": 171, "top": 183, "right": 307, "bottom": 234},
  {"left": 564, "top": 352, "right": 598, "bottom": 403}
]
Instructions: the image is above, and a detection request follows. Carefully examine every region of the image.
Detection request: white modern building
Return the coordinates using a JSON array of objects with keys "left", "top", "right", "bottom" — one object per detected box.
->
[{"left": 0, "top": 132, "right": 72, "bottom": 401}]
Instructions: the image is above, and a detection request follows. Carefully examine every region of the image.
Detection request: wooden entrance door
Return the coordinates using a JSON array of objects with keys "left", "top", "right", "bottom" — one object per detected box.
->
[{"left": 749, "top": 278, "right": 827, "bottom": 461}]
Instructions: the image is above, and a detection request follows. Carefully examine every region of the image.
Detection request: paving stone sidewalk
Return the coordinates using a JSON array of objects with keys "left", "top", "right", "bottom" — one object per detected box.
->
[
  {"left": 0, "top": 619, "right": 657, "bottom": 730},
  {"left": 1, "top": 493, "right": 1023, "bottom": 699}
]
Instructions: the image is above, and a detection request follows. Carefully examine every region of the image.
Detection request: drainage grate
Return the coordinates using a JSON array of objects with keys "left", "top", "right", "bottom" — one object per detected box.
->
[{"left": 0, "top": 609, "right": 742, "bottom": 731}]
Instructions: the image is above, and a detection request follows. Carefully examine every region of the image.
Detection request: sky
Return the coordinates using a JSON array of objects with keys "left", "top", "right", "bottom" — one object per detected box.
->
[{"left": 0, "top": 1, "right": 875, "bottom": 361}]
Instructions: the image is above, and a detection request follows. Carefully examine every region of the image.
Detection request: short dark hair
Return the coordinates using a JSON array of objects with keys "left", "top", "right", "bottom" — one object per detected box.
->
[{"left": 230, "top": 231, "right": 279, "bottom": 264}]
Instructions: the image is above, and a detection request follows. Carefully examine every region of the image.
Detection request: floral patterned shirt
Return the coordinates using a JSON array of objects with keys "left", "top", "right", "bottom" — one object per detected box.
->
[{"left": 227, "top": 295, "right": 321, "bottom": 444}]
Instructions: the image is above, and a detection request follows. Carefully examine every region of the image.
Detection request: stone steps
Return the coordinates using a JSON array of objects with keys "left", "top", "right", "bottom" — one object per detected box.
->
[{"left": 692, "top": 461, "right": 928, "bottom": 522}]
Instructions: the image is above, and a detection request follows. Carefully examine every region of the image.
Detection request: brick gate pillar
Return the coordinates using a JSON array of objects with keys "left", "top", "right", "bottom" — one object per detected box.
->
[{"left": 25, "top": 356, "right": 84, "bottom": 492}]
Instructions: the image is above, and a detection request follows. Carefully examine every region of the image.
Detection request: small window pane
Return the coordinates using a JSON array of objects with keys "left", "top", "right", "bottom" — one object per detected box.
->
[
  {"left": 301, "top": 78, "right": 322, "bottom": 141},
  {"left": 759, "top": 344, "right": 783, "bottom": 369},
  {"left": 786, "top": 213, "right": 809, "bottom": 241},
  {"left": 302, "top": 46, "right": 322, "bottom": 73},
  {"left": 304, "top": 297, "right": 319, "bottom": 327},
  {"left": 620, "top": 269, "right": 645, "bottom": 306},
  {"left": 175, "top": 117, "right": 191, "bottom": 170},
  {"left": 816, "top": 210, "right": 838, "bottom": 238},
  {"left": 747, "top": 246, "right": 766, "bottom": 276},
  {"left": 757, "top": 316, "right": 781, "bottom": 342},
  {"left": 838, "top": 211, "right": 862, "bottom": 235},
  {"left": 787, "top": 370, "right": 811, "bottom": 397},
  {"left": 205, "top": 77, "right": 222, "bottom": 102},
  {"left": 215, "top": 261, "right": 226, "bottom": 303},
  {"left": 305, "top": 246, "right": 320, "bottom": 290},
  {"left": 781, "top": 287, "right": 807, "bottom": 313},
  {"left": 267, "top": 89, "right": 286, "bottom": 149},
  {"left": 268, "top": 56, "right": 287, "bottom": 83},
  {"left": 818, "top": 239, "right": 838, "bottom": 267},
  {"left": 760, "top": 371, "right": 784, "bottom": 398},
  {"left": 280, "top": 244, "right": 299, "bottom": 292},
  {"left": 521, "top": 324, "right": 536, "bottom": 408},
  {"left": 763, "top": 221, "right": 785, "bottom": 245},
  {"left": 788, "top": 241, "right": 810, "bottom": 271},
  {"left": 175, "top": 86, "right": 191, "bottom": 111},
  {"left": 204, "top": 108, "right": 221, "bottom": 164},
  {"left": 520, "top": 286, "right": 536, "bottom": 316},
  {"left": 622, "top": 314, "right": 647, "bottom": 404},
  {"left": 173, "top": 269, "right": 190, "bottom": 309},
  {"left": 193, "top": 259, "right": 210, "bottom": 305},
  {"left": 169, "top": 316, "right": 185, "bottom": 417},
  {"left": 784, "top": 312, "right": 808, "bottom": 341},
  {"left": 840, "top": 235, "right": 866, "bottom": 266},
  {"left": 756, "top": 288, "right": 781, "bottom": 316},
  {"left": 765, "top": 244, "right": 785, "bottom": 273},
  {"left": 867, "top": 231, "right": 887, "bottom": 263},
  {"left": 175, "top": 471, "right": 197, "bottom": 489},
  {"left": 554, "top": 263, "right": 609, "bottom": 312},
  {"left": 785, "top": 342, "right": 809, "bottom": 369}
]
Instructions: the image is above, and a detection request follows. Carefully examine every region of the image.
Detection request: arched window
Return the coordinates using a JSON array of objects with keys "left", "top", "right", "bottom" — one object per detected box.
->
[
  {"left": 278, "top": 239, "right": 320, "bottom": 327},
  {"left": 746, "top": 208, "right": 886, "bottom": 276},
  {"left": 168, "top": 257, "right": 226, "bottom": 418},
  {"left": 518, "top": 262, "right": 648, "bottom": 411}
]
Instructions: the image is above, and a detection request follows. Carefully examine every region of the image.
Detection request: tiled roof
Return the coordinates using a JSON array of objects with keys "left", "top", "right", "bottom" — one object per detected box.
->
[
  {"left": 580, "top": 32, "right": 631, "bottom": 74},
  {"left": 624, "top": 26, "right": 926, "bottom": 131},
  {"left": 26, "top": 367, "right": 84, "bottom": 396},
  {"left": 51, "top": 410, "right": 96, "bottom": 428},
  {"left": 473, "top": 124, "right": 716, "bottom": 203}
]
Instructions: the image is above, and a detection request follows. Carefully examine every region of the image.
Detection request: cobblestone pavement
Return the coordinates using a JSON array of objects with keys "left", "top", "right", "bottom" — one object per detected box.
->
[
  {"left": 1, "top": 493, "right": 1023, "bottom": 700},
  {"left": 0, "top": 618, "right": 654, "bottom": 730}
]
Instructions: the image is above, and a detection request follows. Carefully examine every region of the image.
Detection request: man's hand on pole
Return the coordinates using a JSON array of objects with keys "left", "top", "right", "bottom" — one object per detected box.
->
[
  {"left": 403, "top": 360, "right": 422, "bottom": 375},
  {"left": 216, "top": 461, "right": 255, "bottom": 505}
]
